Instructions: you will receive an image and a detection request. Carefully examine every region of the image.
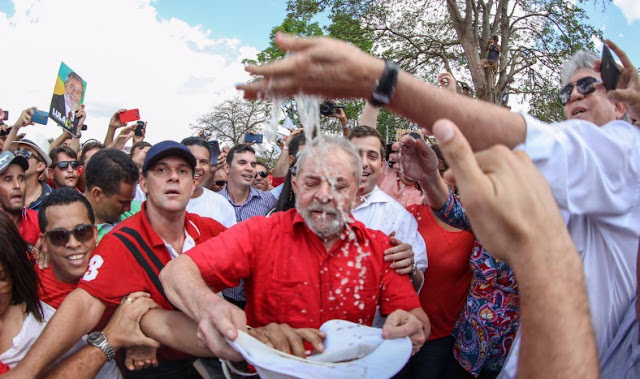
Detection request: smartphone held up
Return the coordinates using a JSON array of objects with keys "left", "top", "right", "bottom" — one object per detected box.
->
[{"left": 601, "top": 45, "right": 620, "bottom": 92}]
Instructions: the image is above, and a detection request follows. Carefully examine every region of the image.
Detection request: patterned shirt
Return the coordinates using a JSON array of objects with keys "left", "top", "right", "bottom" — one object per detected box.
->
[
  {"left": 434, "top": 190, "right": 519, "bottom": 376},
  {"left": 219, "top": 185, "right": 277, "bottom": 301}
]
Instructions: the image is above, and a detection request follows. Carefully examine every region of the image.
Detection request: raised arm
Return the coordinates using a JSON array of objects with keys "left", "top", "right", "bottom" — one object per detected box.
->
[{"left": 238, "top": 33, "right": 526, "bottom": 151}]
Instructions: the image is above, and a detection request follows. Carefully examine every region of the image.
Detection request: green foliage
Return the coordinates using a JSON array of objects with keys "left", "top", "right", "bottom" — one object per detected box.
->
[{"left": 255, "top": 15, "right": 323, "bottom": 64}]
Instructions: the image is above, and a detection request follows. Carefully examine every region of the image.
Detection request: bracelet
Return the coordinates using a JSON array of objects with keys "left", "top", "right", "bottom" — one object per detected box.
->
[
  {"left": 370, "top": 59, "right": 399, "bottom": 107},
  {"left": 409, "top": 263, "right": 417, "bottom": 276}
]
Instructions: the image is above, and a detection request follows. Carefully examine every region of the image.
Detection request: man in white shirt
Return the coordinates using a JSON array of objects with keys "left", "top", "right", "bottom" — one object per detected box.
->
[
  {"left": 348, "top": 125, "right": 427, "bottom": 291},
  {"left": 181, "top": 137, "right": 236, "bottom": 228},
  {"left": 236, "top": 34, "right": 639, "bottom": 377}
]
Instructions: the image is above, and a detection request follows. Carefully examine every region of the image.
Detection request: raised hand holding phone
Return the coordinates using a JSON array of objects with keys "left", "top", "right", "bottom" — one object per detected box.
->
[{"left": 595, "top": 40, "right": 640, "bottom": 121}]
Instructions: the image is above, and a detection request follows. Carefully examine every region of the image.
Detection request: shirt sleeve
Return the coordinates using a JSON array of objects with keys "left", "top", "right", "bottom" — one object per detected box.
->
[
  {"left": 186, "top": 220, "right": 255, "bottom": 291},
  {"left": 77, "top": 236, "right": 148, "bottom": 307},
  {"left": 379, "top": 238, "right": 422, "bottom": 316},
  {"left": 519, "top": 114, "right": 640, "bottom": 216},
  {"left": 393, "top": 208, "right": 428, "bottom": 272},
  {"left": 432, "top": 189, "right": 472, "bottom": 231}
]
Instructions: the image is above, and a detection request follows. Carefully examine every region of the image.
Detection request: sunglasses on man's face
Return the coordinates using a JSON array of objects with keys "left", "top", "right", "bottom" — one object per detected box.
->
[
  {"left": 53, "top": 161, "right": 81, "bottom": 170},
  {"left": 14, "top": 149, "right": 43, "bottom": 163},
  {"left": 45, "top": 224, "right": 94, "bottom": 247},
  {"left": 255, "top": 171, "right": 268, "bottom": 179},
  {"left": 559, "top": 76, "right": 599, "bottom": 106},
  {"left": 215, "top": 180, "right": 227, "bottom": 187}
]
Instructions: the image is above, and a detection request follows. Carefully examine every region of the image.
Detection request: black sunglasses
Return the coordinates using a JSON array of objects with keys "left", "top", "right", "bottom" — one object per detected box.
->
[
  {"left": 559, "top": 77, "right": 599, "bottom": 106},
  {"left": 215, "top": 180, "right": 227, "bottom": 187},
  {"left": 45, "top": 224, "right": 94, "bottom": 247},
  {"left": 255, "top": 171, "right": 268, "bottom": 179},
  {"left": 14, "top": 149, "right": 43, "bottom": 163},
  {"left": 53, "top": 160, "right": 81, "bottom": 170}
]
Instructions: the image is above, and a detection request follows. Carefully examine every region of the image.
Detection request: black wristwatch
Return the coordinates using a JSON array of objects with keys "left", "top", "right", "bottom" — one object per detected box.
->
[
  {"left": 370, "top": 59, "right": 399, "bottom": 107},
  {"left": 87, "top": 331, "right": 116, "bottom": 361}
]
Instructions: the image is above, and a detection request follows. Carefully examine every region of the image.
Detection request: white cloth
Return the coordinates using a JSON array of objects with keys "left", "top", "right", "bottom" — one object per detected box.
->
[
  {"left": 133, "top": 183, "right": 146, "bottom": 203},
  {"left": 499, "top": 115, "right": 640, "bottom": 378},
  {"left": 0, "top": 302, "right": 121, "bottom": 378},
  {"left": 187, "top": 188, "right": 237, "bottom": 228},
  {"left": 352, "top": 186, "right": 427, "bottom": 272},
  {"left": 163, "top": 227, "right": 197, "bottom": 259}
]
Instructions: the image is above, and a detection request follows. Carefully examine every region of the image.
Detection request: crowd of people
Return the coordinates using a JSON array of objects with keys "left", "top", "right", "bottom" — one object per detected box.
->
[{"left": 0, "top": 33, "right": 637, "bottom": 379}]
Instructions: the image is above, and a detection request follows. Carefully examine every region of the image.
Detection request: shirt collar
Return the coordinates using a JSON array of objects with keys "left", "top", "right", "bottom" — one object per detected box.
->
[
  {"left": 355, "top": 186, "right": 388, "bottom": 209},
  {"left": 221, "top": 185, "right": 261, "bottom": 206},
  {"left": 140, "top": 202, "right": 201, "bottom": 247}
]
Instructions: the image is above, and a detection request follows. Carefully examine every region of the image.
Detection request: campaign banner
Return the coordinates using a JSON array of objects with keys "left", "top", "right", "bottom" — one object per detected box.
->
[{"left": 49, "top": 62, "right": 86, "bottom": 136}]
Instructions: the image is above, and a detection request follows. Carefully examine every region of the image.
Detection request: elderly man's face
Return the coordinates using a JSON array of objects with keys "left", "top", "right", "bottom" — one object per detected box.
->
[
  {"left": 64, "top": 77, "right": 83, "bottom": 108},
  {"left": 293, "top": 148, "right": 360, "bottom": 239},
  {"left": 563, "top": 68, "right": 624, "bottom": 127}
]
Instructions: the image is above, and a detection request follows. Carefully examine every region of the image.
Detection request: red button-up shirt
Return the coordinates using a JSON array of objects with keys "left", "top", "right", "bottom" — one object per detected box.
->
[{"left": 188, "top": 209, "right": 421, "bottom": 329}]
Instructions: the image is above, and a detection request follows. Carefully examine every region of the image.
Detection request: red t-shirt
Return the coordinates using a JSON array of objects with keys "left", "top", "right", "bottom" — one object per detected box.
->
[
  {"left": 78, "top": 202, "right": 227, "bottom": 360},
  {"left": 19, "top": 208, "right": 40, "bottom": 247},
  {"left": 187, "top": 209, "right": 421, "bottom": 329},
  {"left": 408, "top": 204, "right": 475, "bottom": 340},
  {"left": 271, "top": 176, "right": 285, "bottom": 188},
  {"left": 38, "top": 265, "right": 77, "bottom": 309}
]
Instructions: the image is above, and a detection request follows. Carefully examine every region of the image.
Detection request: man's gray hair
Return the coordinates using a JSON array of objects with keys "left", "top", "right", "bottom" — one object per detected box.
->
[
  {"left": 65, "top": 72, "right": 84, "bottom": 88},
  {"left": 297, "top": 135, "right": 362, "bottom": 185},
  {"left": 561, "top": 50, "right": 599, "bottom": 86}
]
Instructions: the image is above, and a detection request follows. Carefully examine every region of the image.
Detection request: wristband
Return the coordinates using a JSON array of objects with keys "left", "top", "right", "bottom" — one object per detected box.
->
[
  {"left": 409, "top": 263, "right": 417, "bottom": 276},
  {"left": 370, "top": 59, "right": 399, "bottom": 107}
]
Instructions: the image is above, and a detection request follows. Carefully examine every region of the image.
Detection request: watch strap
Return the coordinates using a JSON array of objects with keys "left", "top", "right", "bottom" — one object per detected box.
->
[
  {"left": 370, "top": 59, "right": 399, "bottom": 107},
  {"left": 89, "top": 332, "right": 116, "bottom": 361}
]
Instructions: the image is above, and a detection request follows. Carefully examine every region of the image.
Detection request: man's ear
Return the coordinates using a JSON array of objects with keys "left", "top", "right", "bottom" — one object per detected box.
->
[
  {"left": 47, "top": 167, "right": 53, "bottom": 181},
  {"left": 90, "top": 187, "right": 104, "bottom": 202},
  {"left": 38, "top": 162, "right": 47, "bottom": 174},
  {"left": 224, "top": 163, "right": 230, "bottom": 175},
  {"left": 291, "top": 174, "right": 298, "bottom": 196},
  {"left": 140, "top": 175, "right": 149, "bottom": 195},
  {"left": 613, "top": 100, "right": 626, "bottom": 120},
  {"left": 39, "top": 234, "right": 48, "bottom": 255}
]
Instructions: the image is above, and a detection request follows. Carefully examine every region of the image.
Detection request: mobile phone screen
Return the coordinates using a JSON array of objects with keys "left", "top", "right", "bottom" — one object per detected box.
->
[{"left": 601, "top": 45, "right": 620, "bottom": 91}]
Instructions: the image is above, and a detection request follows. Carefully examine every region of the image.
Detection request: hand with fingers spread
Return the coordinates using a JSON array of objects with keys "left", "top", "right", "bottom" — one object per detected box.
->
[
  {"left": 108, "top": 109, "right": 128, "bottom": 130},
  {"left": 109, "top": 123, "right": 136, "bottom": 150},
  {"left": 382, "top": 309, "right": 427, "bottom": 355},
  {"left": 237, "top": 32, "right": 384, "bottom": 101},
  {"left": 390, "top": 132, "right": 440, "bottom": 186},
  {"left": 594, "top": 40, "right": 640, "bottom": 121},
  {"left": 248, "top": 323, "right": 326, "bottom": 358}
]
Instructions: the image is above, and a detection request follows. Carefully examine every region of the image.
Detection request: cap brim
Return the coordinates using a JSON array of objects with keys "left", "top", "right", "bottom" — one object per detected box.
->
[
  {"left": 142, "top": 147, "right": 196, "bottom": 173},
  {"left": 227, "top": 320, "right": 412, "bottom": 379},
  {"left": 13, "top": 139, "right": 51, "bottom": 167}
]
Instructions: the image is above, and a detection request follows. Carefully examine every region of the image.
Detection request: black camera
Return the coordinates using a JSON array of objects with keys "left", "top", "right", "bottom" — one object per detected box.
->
[{"left": 319, "top": 100, "right": 345, "bottom": 116}]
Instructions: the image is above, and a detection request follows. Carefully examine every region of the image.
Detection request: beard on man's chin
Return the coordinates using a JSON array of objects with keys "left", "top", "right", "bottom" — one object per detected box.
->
[{"left": 299, "top": 202, "right": 345, "bottom": 239}]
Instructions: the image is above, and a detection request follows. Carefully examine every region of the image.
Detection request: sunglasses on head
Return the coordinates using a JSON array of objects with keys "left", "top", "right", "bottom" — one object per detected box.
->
[
  {"left": 53, "top": 161, "right": 81, "bottom": 170},
  {"left": 45, "top": 224, "right": 94, "bottom": 247},
  {"left": 255, "top": 171, "right": 268, "bottom": 179},
  {"left": 559, "top": 76, "right": 599, "bottom": 106},
  {"left": 215, "top": 180, "right": 227, "bottom": 187},
  {"left": 14, "top": 149, "right": 43, "bottom": 163}
]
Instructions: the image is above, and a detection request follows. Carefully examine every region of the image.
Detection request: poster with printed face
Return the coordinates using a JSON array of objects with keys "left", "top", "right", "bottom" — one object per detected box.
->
[{"left": 49, "top": 62, "right": 87, "bottom": 135}]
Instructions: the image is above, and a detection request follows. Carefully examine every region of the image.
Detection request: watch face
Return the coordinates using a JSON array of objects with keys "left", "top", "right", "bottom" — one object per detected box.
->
[{"left": 87, "top": 331, "right": 105, "bottom": 345}]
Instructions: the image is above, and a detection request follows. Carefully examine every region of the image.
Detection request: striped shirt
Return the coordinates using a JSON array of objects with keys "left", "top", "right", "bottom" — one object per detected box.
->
[{"left": 219, "top": 186, "right": 276, "bottom": 301}]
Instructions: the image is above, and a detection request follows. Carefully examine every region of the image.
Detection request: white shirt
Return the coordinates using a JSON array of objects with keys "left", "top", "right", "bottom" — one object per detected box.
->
[
  {"left": 133, "top": 184, "right": 146, "bottom": 204},
  {"left": 499, "top": 115, "right": 640, "bottom": 378},
  {"left": 186, "top": 188, "right": 237, "bottom": 228},
  {"left": 0, "top": 302, "right": 121, "bottom": 378},
  {"left": 352, "top": 186, "right": 428, "bottom": 273}
]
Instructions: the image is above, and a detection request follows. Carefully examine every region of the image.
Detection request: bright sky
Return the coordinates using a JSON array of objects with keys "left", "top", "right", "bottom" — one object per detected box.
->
[{"left": 0, "top": 0, "right": 638, "bottom": 145}]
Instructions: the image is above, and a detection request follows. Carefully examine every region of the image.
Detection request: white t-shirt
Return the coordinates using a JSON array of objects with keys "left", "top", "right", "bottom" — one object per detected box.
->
[
  {"left": 187, "top": 188, "right": 237, "bottom": 228},
  {"left": 499, "top": 115, "right": 640, "bottom": 378},
  {"left": 0, "top": 302, "right": 121, "bottom": 378}
]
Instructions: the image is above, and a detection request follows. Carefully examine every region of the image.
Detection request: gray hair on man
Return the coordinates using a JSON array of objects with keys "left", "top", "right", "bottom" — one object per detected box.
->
[
  {"left": 65, "top": 72, "right": 84, "bottom": 87},
  {"left": 561, "top": 50, "right": 599, "bottom": 86},
  {"left": 297, "top": 135, "right": 362, "bottom": 185}
]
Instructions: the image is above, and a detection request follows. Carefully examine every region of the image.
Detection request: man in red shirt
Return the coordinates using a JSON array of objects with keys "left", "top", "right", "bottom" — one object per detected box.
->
[
  {"left": 37, "top": 188, "right": 97, "bottom": 309},
  {"left": 11, "top": 141, "right": 226, "bottom": 378},
  {"left": 0, "top": 150, "right": 40, "bottom": 246},
  {"left": 160, "top": 136, "right": 430, "bottom": 361}
]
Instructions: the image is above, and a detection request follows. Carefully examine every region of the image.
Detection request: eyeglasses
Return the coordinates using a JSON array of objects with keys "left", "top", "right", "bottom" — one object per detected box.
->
[
  {"left": 215, "top": 180, "right": 227, "bottom": 187},
  {"left": 255, "top": 171, "right": 268, "bottom": 179},
  {"left": 559, "top": 77, "right": 599, "bottom": 106},
  {"left": 45, "top": 224, "right": 94, "bottom": 247},
  {"left": 53, "top": 161, "right": 81, "bottom": 170},
  {"left": 14, "top": 149, "right": 43, "bottom": 163}
]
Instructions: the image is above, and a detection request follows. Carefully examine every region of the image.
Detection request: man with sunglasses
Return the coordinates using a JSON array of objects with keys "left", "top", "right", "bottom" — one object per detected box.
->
[
  {"left": 251, "top": 161, "right": 271, "bottom": 191},
  {"left": 11, "top": 141, "right": 228, "bottom": 378},
  {"left": 209, "top": 168, "right": 227, "bottom": 193},
  {"left": 181, "top": 137, "right": 236, "bottom": 228},
  {"left": 0, "top": 150, "right": 40, "bottom": 247},
  {"left": 48, "top": 145, "right": 81, "bottom": 190}
]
